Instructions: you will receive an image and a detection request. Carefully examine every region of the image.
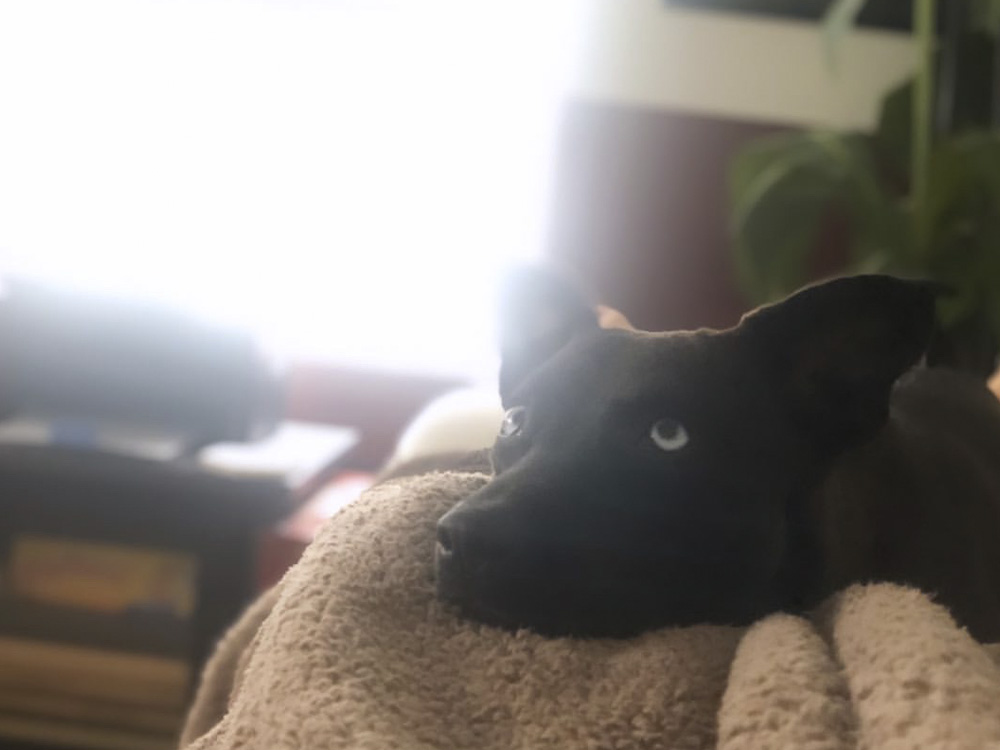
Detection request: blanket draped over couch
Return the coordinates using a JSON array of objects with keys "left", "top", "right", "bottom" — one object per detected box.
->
[{"left": 180, "top": 471, "right": 1000, "bottom": 750}]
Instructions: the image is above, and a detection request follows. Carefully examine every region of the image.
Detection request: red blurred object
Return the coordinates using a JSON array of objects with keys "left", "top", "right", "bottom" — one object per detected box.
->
[{"left": 256, "top": 472, "right": 374, "bottom": 591}]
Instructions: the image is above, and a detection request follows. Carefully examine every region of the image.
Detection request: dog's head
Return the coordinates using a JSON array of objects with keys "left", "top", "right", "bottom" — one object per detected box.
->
[{"left": 436, "top": 270, "right": 936, "bottom": 637}]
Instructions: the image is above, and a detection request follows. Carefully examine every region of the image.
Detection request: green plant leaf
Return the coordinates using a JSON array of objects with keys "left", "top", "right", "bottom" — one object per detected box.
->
[
  {"left": 730, "top": 131, "right": 905, "bottom": 304},
  {"left": 924, "top": 133, "right": 1000, "bottom": 339},
  {"left": 731, "top": 135, "right": 834, "bottom": 303},
  {"left": 971, "top": 0, "right": 1000, "bottom": 36},
  {"left": 822, "top": 0, "right": 869, "bottom": 72},
  {"left": 947, "top": 31, "right": 997, "bottom": 131},
  {"left": 875, "top": 79, "right": 913, "bottom": 180},
  {"left": 926, "top": 133, "right": 1000, "bottom": 239}
]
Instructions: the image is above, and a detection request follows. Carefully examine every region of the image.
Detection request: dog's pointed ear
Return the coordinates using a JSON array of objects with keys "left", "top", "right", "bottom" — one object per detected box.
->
[
  {"left": 498, "top": 267, "right": 598, "bottom": 406},
  {"left": 738, "top": 275, "right": 937, "bottom": 447}
]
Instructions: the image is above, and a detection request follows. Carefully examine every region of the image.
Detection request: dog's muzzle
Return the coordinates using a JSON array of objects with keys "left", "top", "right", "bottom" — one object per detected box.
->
[{"left": 435, "top": 514, "right": 485, "bottom": 604}]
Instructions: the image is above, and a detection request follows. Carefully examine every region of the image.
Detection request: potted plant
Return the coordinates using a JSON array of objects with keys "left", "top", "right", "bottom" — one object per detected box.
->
[{"left": 730, "top": 0, "right": 1000, "bottom": 375}]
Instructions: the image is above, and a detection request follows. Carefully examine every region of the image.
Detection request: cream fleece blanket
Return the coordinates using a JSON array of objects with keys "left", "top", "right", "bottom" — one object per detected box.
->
[{"left": 181, "top": 471, "right": 1000, "bottom": 750}]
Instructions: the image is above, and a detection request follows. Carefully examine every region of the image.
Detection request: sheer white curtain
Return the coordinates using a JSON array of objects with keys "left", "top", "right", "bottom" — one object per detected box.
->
[{"left": 0, "top": 0, "right": 585, "bottom": 379}]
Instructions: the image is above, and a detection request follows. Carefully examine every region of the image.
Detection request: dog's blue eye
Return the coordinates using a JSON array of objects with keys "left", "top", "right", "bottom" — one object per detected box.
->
[
  {"left": 650, "top": 418, "right": 688, "bottom": 451},
  {"left": 499, "top": 406, "right": 527, "bottom": 438}
]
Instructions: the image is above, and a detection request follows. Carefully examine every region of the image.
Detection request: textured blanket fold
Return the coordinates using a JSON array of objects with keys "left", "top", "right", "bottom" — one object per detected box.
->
[{"left": 181, "top": 471, "right": 1000, "bottom": 750}]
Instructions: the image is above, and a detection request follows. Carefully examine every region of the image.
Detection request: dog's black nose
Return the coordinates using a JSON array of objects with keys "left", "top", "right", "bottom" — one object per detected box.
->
[
  {"left": 435, "top": 513, "right": 507, "bottom": 585},
  {"left": 435, "top": 517, "right": 468, "bottom": 603},
  {"left": 436, "top": 523, "right": 456, "bottom": 558}
]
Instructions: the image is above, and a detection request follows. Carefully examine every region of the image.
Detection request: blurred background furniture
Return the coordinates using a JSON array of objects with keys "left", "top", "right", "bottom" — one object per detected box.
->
[{"left": 0, "top": 282, "right": 352, "bottom": 749}]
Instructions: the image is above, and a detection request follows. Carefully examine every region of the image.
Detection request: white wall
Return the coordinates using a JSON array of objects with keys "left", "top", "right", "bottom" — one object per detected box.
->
[{"left": 570, "top": 1, "right": 918, "bottom": 129}]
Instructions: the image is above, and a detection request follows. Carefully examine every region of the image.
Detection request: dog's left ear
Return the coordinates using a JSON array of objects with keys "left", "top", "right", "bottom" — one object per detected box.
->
[
  {"left": 498, "top": 267, "right": 598, "bottom": 406},
  {"left": 739, "top": 275, "right": 937, "bottom": 447}
]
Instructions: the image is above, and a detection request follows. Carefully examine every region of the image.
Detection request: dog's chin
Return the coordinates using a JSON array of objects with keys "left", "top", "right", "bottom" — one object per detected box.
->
[
  {"left": 437, "top": 572, "right": 772, "bottom": 639},
  {"left": 446, "top": 597, "right": 639, "bottom": 639},
  {"left": 436, "top": 580, "right": 689, "bottom": 639},
  {"left": 434, "top": 545, "right": 776, "bottom": 638},
  {"left": 438, "top": 578, "right": 604, "bottom": 637}
]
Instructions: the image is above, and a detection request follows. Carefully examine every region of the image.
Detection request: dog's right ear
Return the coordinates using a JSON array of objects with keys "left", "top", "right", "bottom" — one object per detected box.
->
[
  {"left": 737, "top": 274, "right": 937, "bottom": 448},
  {"left": 498, "top": 267, "right": 598, "bottom": 406}
]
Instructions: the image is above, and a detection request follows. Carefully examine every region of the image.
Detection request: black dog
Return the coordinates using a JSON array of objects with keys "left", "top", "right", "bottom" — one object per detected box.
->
[{"left": 435, "top": 270, "right": 1000, "bottom": 641}]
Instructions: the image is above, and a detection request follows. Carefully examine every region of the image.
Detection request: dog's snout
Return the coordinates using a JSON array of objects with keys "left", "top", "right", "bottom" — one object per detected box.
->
[
  {"left": 435, "top": 508, "right": 516, "bottom": 588},
  {"left": 435, "top": 515, "right": 473, "bottom": 604},
  {"left": 436, "top": 522, "right": 456, "bottom": 557}
]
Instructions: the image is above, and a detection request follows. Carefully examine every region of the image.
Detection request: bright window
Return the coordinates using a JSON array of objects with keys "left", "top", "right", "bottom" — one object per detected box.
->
[{"left": 0, "top": 0, "right": 585, "bottom": 379}]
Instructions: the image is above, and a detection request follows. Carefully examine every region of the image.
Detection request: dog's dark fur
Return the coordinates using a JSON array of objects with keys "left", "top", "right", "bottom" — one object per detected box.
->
[{"left": 435, "top": 270, "right": 1000, "bottom": 641}]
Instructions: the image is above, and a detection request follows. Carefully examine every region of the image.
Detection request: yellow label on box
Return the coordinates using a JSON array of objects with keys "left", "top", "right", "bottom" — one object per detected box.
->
[{"left": 10, "top": 536, "right": 196, "bottom": 619}]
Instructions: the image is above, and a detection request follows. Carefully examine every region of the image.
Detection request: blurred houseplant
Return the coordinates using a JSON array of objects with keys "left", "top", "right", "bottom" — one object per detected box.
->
[{"left": 730, "top": 0, "right": 1000, "bottom": 375}]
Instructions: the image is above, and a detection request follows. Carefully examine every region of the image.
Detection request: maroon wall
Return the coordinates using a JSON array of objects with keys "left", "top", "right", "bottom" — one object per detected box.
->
[{"left": 546, "top": 99, "right": 785, "bottom": 331}]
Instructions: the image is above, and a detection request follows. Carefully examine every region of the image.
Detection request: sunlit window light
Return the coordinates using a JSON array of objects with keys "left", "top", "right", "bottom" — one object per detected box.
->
[{"left": 0, "top": 0, "right": 586, "bottom": 380}]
